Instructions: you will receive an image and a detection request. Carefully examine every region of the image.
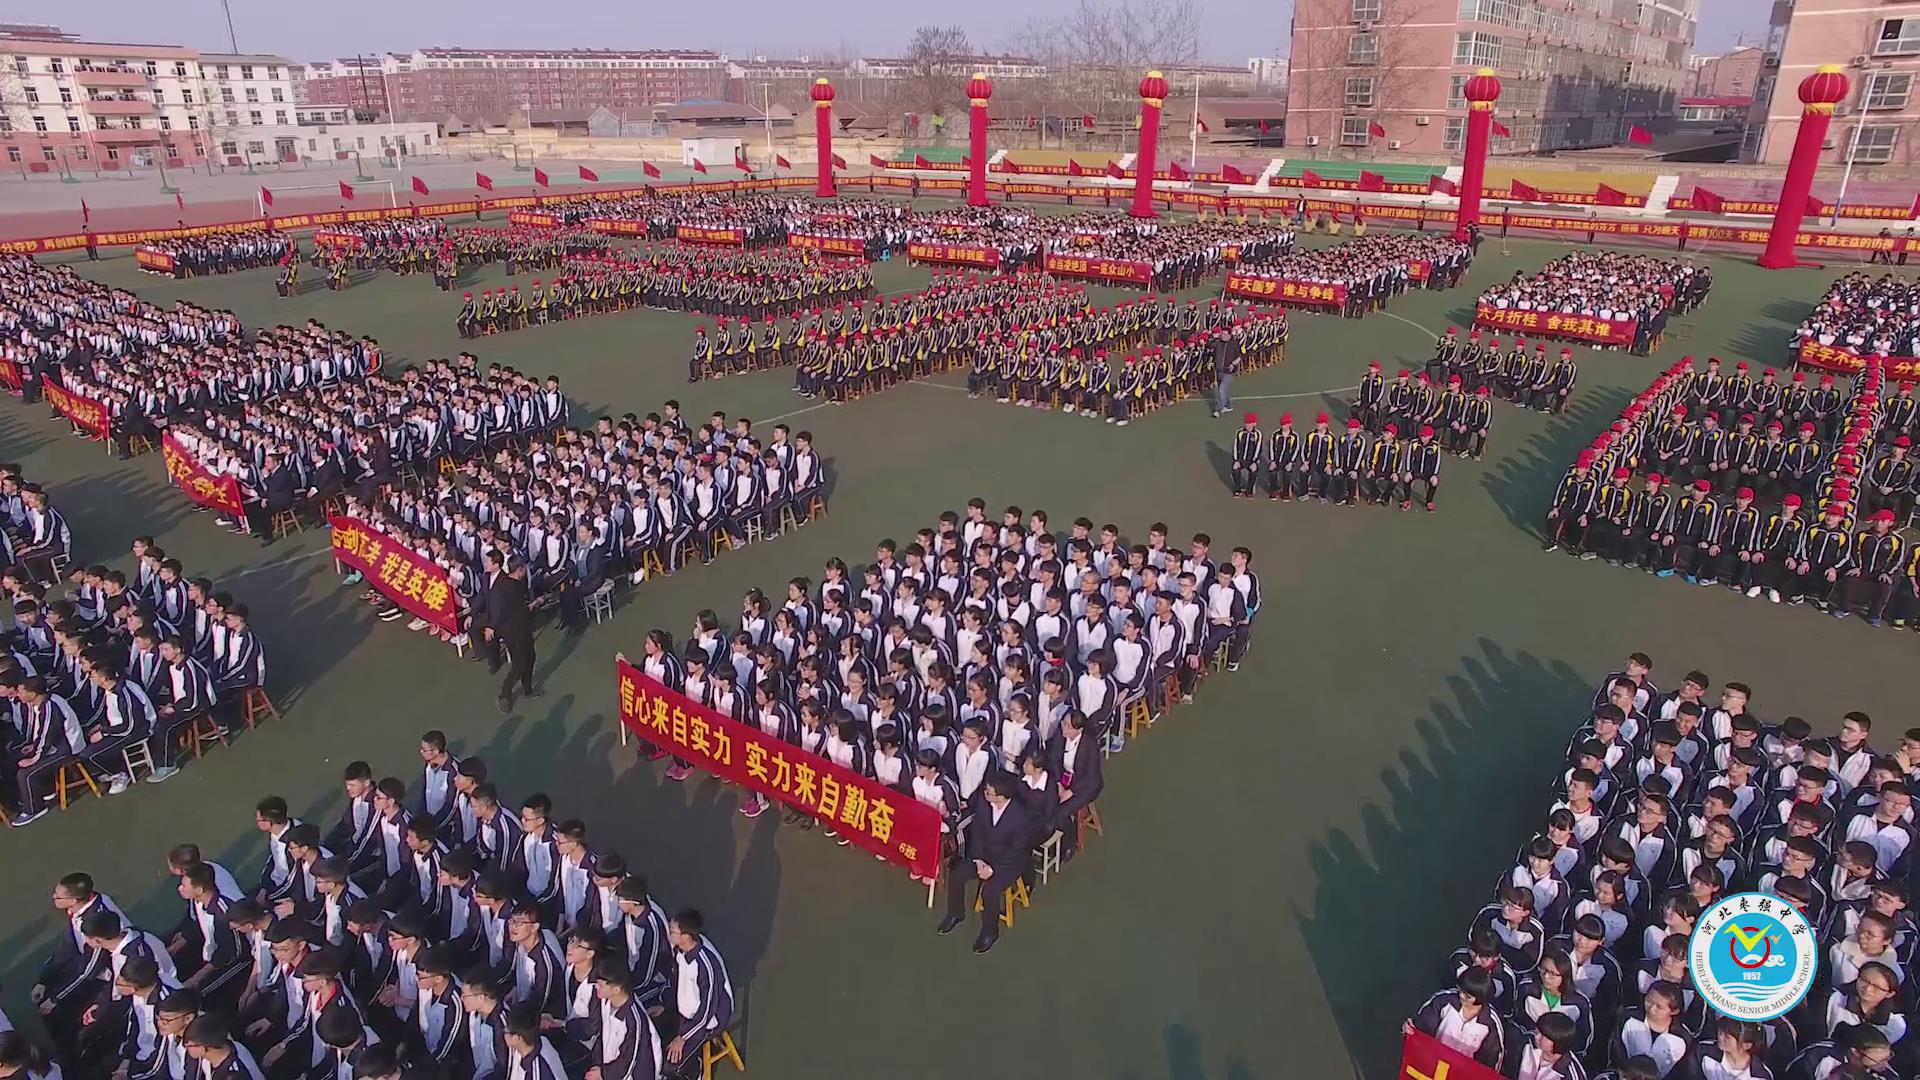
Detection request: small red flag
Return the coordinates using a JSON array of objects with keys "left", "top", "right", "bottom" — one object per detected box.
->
[
  {"left": 1628, "top": 125, "right": 1653, "bottom": 145},
  {"left": 1300, "top": 168, "right": 1323, "bottom": 188},
  {"left": 776, "top": 154, "right": 791, "bottom": 169},
  {"left": 1257, "top": 119, "right": 1270, "bottom": 134},
  {"left": 1491, "top": 119, "right": 1511, "bottom": 137},
  {"left": 411, "top": 176, "right": 429, "bottom": 195},
  {"left": 80, "top": 199, "right": 89, "bottom": 224},
  {"left": 1692, "top": 186, "right": 1724, "bottom": 214},
  {"left": 339, "top": 180, "right": 355, "bottom": 201},
  {"left": 1596, "top": 183, "right": 1629, "bottom": 206},
  {"left": 914, "top": 154, "right": 932, "bottom": 169},
  {"left": 642, "top": 161, "right": 661, "bottom": 179},
  {"left": 533, "top": 167, "right": 550, "bottom": 187},
  {"left": 1106, "top": 160, "right": 1125, "bottom": 179},
  {"left": 1509, "top": 179, "right": 1540, "bottom": 201},
  {"left": 175, "top": 192, "right": 185, "bottom": 212},
  {"left": 1428, "top": 175, "right": 1457, "bottom": 196},
  {"left": 1359, "top": 170, "right": 1385, "bottom": 192},
  {"left": 870, "top": 153, "right": 888, "bottom": 168},
  {"left": 1082, "top": 114, "right": 1096, "bottom": 129},
  {"left": 1806, "top": 193, "right": 1824, "bottom": 215},
  {"left": 260, "top": 186, "right": 274, "bottom": 208},
  {"left": 579, "top": 166, "right": 599, "bottom": 182},
  {"left": 1195, "top": 118, "right": 1209, "bottom": 133},
  {"left": 1068, "top": 160, "right": 1085, "bottom": 177},
  {"left": 1368, "top": 121, "right": 1387, "bottom": 139},
  {"left": 831, "top": 154, "right": 846, "bottom": 169},
  {"left": 475, "top": 172, "right": 494, "bottom": 191},
  {"left": 1221, "top": 164, "right": 1248, "bottom": 184},
  {"left": 1004, "top": 159, "right": 1023, "bottom": 175},
  {"left": 692, "top": 158, "right": 707, "bottom": 174},
  {"left": 1168, "top": 160, "right": 1187, "bottom": 181},
  {"left": 735, "top": 154, "right": 752, "bottom": 173}
]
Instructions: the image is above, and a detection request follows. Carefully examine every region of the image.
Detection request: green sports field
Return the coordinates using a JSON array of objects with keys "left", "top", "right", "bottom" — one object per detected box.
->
[{"left": 2, "top": 206, "right": 1914, "bottom": 1080}]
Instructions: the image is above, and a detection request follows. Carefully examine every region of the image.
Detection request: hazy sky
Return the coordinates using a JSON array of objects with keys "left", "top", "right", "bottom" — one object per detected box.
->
[{"left": 53, "top": 0, "right": 1764, "bottom": 66}]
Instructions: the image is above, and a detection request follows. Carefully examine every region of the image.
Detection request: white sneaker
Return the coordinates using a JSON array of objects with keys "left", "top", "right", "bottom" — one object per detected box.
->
[
  {"left": 146, "top": 766, "right": 181, "bottom": 783},
  {"left": 1745, "top": 586, "right": 1763, "bottom": 598},
  {"left": 407, "top": 617, "right": 429, "bottom": 631},
  {"left": 106, "top": 775, "right": 132, "bottom": 795},
  {"left": 629, "top": 569, "right": 645, "bottom": 585},
  {"left": 452, "top": 633, "right": 470, "bottom": 648},
  {"left": 1768, "top": 588, "right": 1782, "bottom": 604}
]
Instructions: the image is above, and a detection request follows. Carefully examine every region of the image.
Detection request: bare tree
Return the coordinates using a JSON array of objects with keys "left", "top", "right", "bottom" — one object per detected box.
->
[
  {"left": 1004, "top": 0, "right": 1204, "bottom": 148},
  {"left": 905, "top": 24, "right": 972, "bottom": 131}
]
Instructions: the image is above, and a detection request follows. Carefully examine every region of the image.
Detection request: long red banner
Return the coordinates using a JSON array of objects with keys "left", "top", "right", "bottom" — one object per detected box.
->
[
  {"left": 1043, "top": 252, "right": 1152, "bottom": 286},
  {"left": 1401, "top": 1029, "right": 1504, "bottom": 1080},
  {"left": 586, "top": 217, "right": 645, "bottom": 237},
  {"left": 328, "top": 515, "right": 460, "bottom": 634},
  {"left": 134, "top": 246, "right": 176, "bottom": 273},
  {"left": 43, "top": 382, "right": 109, "bottom": 440},
  {"left": 675, "top": 224, "right": 747, "bottom": 246},
  {"left": 160, "top": 434, "right": 245, "bottom": 517},
  {"left": 788, "top": 233, "right": 866, "bottom": 256},
  {"left": 1473, "top": 303, "right": 1637, "bottom": 347},
  {"left": 616, "top": 660, "right": 943, "bottom": 878},
  {"left": 1223, "top": 272, "right": 1347, "bottom": 307},
  {"left": 0, "top": 355, "right": 21, "bottom": 395},
  {"left": 906, "top": 239, "right": 1000, "bottom": 269},
  {"left": 312, "top": 229, "right": 367, "bottom": 252},
  {"left": 1797, "top": 339, "right": 1920, "bottom": 380},
  {"left": 506, "top": 210, "right": 559, "bottom": 228}
]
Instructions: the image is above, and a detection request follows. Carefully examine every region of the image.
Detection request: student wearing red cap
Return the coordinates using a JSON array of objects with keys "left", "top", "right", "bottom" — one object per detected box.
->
[
  {"left": 1783, "top": 421, "right": 1824, "bottom": 498},
  {"left": 1332, "top": 418, "right": 1368, "bottom": 506},
  {"left": 1384, "top": 369, "right": 1415, "bottom": 436},
  {"left": 1545, "top": 453, "right": 1599, "bottom": 553},
  {"left": 1664, "top": 479, "right": 1721, "bottom": 580},
  {"left": 1653, "top": 405, "right": 1695, "bottom": 480},
  {"left": 1841, "top": 508, "right": 1906, "bottom": 624},
  {"left": 1304, "top": 413, "right": 1336, "bottom": 502},
  {"left": 1231, "top": 414, "right": 1263, "bottom": 498},
  {"left": 1799, "top": 500, "right": 1855, "bottom": 609},
  {"left": 1406, "top": 426, "right": 1443, "bottom": 512},
  {"left": 1364, "top": 424, "right": 1403, "bottom": 505},
  {"left": 1586, "top": 468, "right": 1635, "bottom": 561},
  {"left": 1749, "top": 492, "right": 1807, "bottom": 603},
  {"left": 1625, "top": 474, "right": 1675, "bottom": 571},
  {"left": 1865, "top": 436, "right": 1915, "bottom": 522},
  {"left": 1268, "top": 414, "right": 1303, "bottom": 500},
  {"left": 1542, "top": 347, "right": 1578, "bottom": 415},
  {"left": 1718, "top": 487, "right": 1765, "bottom": 590}
]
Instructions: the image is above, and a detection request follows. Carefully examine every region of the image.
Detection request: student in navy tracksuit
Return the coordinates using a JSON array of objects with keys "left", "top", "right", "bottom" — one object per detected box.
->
[
  {"left": 590, "top": 955, "right": 663, "bottom": 1080},
  {"left": 662, "top": 910, "right": 733, "bottom": 1077}
]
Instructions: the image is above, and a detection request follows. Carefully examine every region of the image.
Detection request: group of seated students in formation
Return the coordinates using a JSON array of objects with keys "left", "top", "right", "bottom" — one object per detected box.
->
[
  {"left": 13, "top": 734, "right": 736, "bottom": 1079},
  {"left": 135, "top": 229, "right": 294, "bottom": 278},
  {"left": 336, "top": 401, "right": 825, "bottom": 639},
  {"left": 1229, "top": 232, "right": 1476, "bottom": 318},
  {"left": 0, "top": 521, "right": 269, "bottom": 826},
  {"left": 1410, "top": 651, "right": 1920, "bottom": 1080},
  {"left": 1793, "top": 276, "right": 1920, "bottom": 362},
  {"left": 1546, "top": 354, "right": 1920, "bottom": 626},
  {"left": 439, "top": 224, "right": 612, "bottom": 279},
  {"left": 619, "top": 497, "right": 1258, "bottom": 908},
  {"left": 1476, "top": 253, "right": 1713, "bottom": 357},
  {"left": 1391, "top": 327, "right": 1581, "bottom": 418}
]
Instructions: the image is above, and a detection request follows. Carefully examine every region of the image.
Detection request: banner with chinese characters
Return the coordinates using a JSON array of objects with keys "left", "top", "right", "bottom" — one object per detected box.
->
[
  {"left": 1473, "top": 304, "right": 1636, "bottom": 347},
  {"left": 1400, "top": 1029, "right": 1504, "bottom": 1080},
  {"left": 44, "top": 382, "right": 109, "bottom": 440},
  {"left": 675, "top": 225, "right": 747, "bottom": 246},
  {"left": 1043, "top": 252, "right": 1152, "bottom": 286},
  {"left": 905, "top": 239, "right": 1000, "bottom": 269},
  {"left": 328, "top": 515, "right": 459, "bottom": 634},
  {"left": 1408, "top": 259, "right": 1432, "bottom": 283},
  {"left": 616, "top": 659, "right": 943, "bottom": 878},
  {"left": 1797, "top": 340, "right": 1920, "bottom": 380},
  {"left": 507, "top": 210, "right": 560, "bottom": 228},
  {"left": 134, "top": 246, "right": 176, "bottom": 273},
  {"left": 586, "top": 217, "right": 645, "bottom": 237},
  {"left": 161, "top": 434, "right": 245, "bottom": 516},
  {"left": 0, "top": 355, "right": 21, "bottom": 395},
  {"left": 788, "top": 233, "right": 866, "bottom": 257},
  {"left": 312, "top": 229, "right": 367, "bottom": 252},
  {"left": 1223, "top": 272, "right": 1347, "bottom": 308}
]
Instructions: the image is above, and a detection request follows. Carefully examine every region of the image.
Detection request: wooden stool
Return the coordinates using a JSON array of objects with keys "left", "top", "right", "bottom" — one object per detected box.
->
[
  {"left": 1076, "top": 804, "right": 1105, "bottom": 848},
  {"left": 806, "top": 494, "right": 827, "bottom": 521},
  {"left": 188, "top": 714, "right": 228, "bottom": 758},
  {"left": 701, "top": 1030, "right": 747, "bottom": 1079},
  {"left": 126, "top": 433, "right": 156, "bottom": 456},
  {"left": 676, "top": 538, "right": 704, "bottom": 571},
  {"left": 55, "top": 759, "right": 99, "bottom": 809},
  {"left": 711, "top": 527, "right": 734, "bottom": 555},
  {"left": 640, "top": 549, "right": 666, "bottom": 578},
  {"left": 242, "top": 688, "right": 281, "bottom": 729},
  {"left": 437, "top": 454, "right": 458, "bottom": 475},
  {"left": 121, "top": 739, "right": 157, "bottom": 782},
  {"left": 1032, "top": 830, "right": 1063, "bottom": 884},
  {"left": 973, "top": 874, "right": 1032, "bottom": 927},
  {"left": 321, "top": 494, "right": 346, "bottom": 520},
  {"left": 1124, "top": 694, "right": 1152, "bottom": 738},
  {"left": 270, "top": 508, "right": 302, "bottom": 538},
  {"left": 1209, "top": 641, "right": 1230, "bottom": 674},
  {"left": 585, "top": 582, "right": 615, "bottom": 624},
  {"left": 1162, "top": 672, "right": 1182, "bottom": 710},
  {"left": 778, "top": 503, "right": 802, "bottom": 533},
  {"left": 744, "top": 517, "right": 765, "bottom": 543}
]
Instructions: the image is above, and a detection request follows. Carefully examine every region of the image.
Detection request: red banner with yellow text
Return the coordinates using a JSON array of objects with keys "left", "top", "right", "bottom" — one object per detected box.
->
[
  {"left": 1224, "top": 272, "right": 1348, "bottom": 307},
  {"left": 44, "top": 382, "right": 109, "bottom": 440},
  {"left": 906, "top": 240, "right": 1000, "bottom": 269},
  {"left": 788, "top": 233, "right": 867, "bottom": 256},
  {"left": 617, "top": 659, "right": 942, "bottom": 878},
  {"left": 507, "top": 210, "right": 560, "bottom": 228},
  {"left": 1043, "top": 252, "right": 1152, "bottom": 286},
  {"left": 675, "top": 225, "right": 747, "bottom": 246},
  {"left": 161, "top": 434, "right": 245, "bottom": 516},
  {"left": 1401, "top": 1029, "right": 1505, "bottom": 1080},
  {"left": 328, "top": 515, "right": 460, "bottom": 635},
  {"left": 312, "top": 229, "right": 368, "bottom": 252},
  {"left": 0, "top": 355, "right": 22, "bottom": 395},
  {"left": 1797, "top": 340, "right": 1920, "bottom": 380},
  {"left": 586, "top": 217, "right": 645, "bottom": 237},
  {"left": 1474, "top": 303, "right": 1636, "bottom": 347},
  {"left": 134, "top": 246, "right": 176, "bottom": 273}
]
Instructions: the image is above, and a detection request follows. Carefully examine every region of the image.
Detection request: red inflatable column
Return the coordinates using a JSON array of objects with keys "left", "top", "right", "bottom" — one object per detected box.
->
[
  {"left": 1132, "top": 70, "right": 1168, "bottom": 219},
  {"left": 967, "top": 73, "right": 993, "bottom": 207},
  {"left": 1759, "top": 65, "right": 1849, "bottom": 269},
  {"left": 811, "top": 78, "right": 837, "bottom": 199},
  {"left": 1455, "top": 68, "right": 1501, "bottom": 239}
]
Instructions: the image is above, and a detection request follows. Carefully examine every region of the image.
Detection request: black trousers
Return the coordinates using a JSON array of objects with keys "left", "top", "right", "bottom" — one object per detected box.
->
[
  {"left": 498, "top": 633, "right": 534, "bottom": 697},
  {"left": 944, "top": 856, "right": 1019, "bottom": 937}
]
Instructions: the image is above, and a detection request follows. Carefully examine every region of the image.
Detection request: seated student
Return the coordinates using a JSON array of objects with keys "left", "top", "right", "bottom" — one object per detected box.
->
[
  {"left": 613, "top": 876, "right": 673, "bottom": 1008},
  {"left": 589, "top": 954, "right": 662, "bottom": 1080},
  {"left": 1050, "top": 709, "right": 1104, "bottom": 861},
  {"left": 460, "top": 967, "right": 510, "bottom": 1080},
  {"left": 408, "top": 945, "right": 468, "bottom": 1075},
  {"left": 147, "top": 636, "right": 214, "bottom": 783},
  {"left": 174, "top": 863, "right": 248, "bottom": 1004},
  {"left": 85, "top": 662, "right": 156, "bottom": 796},
  {"left": 8, "top": 675, "right": 86, "bottom": 826},
  {"left": 662, "top": 910, "right": 733, "bottom": 1079},
  {"left": 210, "top": 606, "right": 264, "bottom": 732},
  {"left": 1784, "top": 1022, "right": 1896, "bottom": 1080},
  {"left": 1468, "top": 885, "right": 1547, "bottom": 975},
  {"left": 1405, "top": 966, "right": 1505, "bottom": 1070},
  {"left": 1611, "top": 981, "right": 1694, "bottom": 1079},
  {"left": 11, "top": 485, "right": 71, "bottom": 579},
  {"left": 501, "top": 1003, "right": 570, "bottom": 1080},
  {"left": 557, "top": 523, "right": 607, "bottom": 633},
  {"left": 1514, "top": 948, "right": 1596, "bottom": 1059},
  {"left": 182, "top": 1014, "right": 267, "bottom": 1080}
]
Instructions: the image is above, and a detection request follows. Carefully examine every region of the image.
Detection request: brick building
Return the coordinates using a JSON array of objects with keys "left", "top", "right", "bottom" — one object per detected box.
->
[
  {"left": 1750, "top": 0, "right": 1920, "bottom": 167},
  {"left": 301, "top": 47, "right": 729, "bottom": 121}
]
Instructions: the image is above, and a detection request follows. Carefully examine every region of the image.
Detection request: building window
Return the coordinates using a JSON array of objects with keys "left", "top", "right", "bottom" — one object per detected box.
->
[
  {"left": 31, "top": 115, "right": 46, "bottom": 132},
  {"left": 244, "top": 88, "right": 258, "bottom": 102},
  {"left": 144, "top": 60, "right": 157, "bottom": 75},
  {"left": 1444, "top": 116, "right": 1466, "bottom": 151},
  {"left": 188, "top": 115, "right": 199, "bottom": 129},
  {"left": 23, "top": 87, "right": 35, "bottom": 103},
  {"left": 5, "top": 148, "right": 18, "bottom": 162},
  {"left": 221, "top": 88, "right": 234, "bottom": 103},
  {"left": 226, "top": 110, "right": 239, "bottom": 125},
  {"left": 42, "top": 147, "right": 55, "bottom": 161},
  {"left": 271, "top": 88, "right": 283, "bottom": 102},
  {"left": 220, "top": 140, "right": 238, "bottom": 154},
  {"left": 1340, "top": 116, "right": 1372, "bottom": 145},
  {"left": 1454, "top": 31, "right": 1501, "bottom": 66},
  {"left": 72, "top": 146, "right": 85, "bottom": 160},
  {"left": 1850, "top": 124, "right": 1898, "bottom": 163},
  {"left": 152, "top": 88, "right": 164, "bottom": 103},
  {"left": 246, "top": 139, "right": 265, "bottom": 154},
  {"left": 183, "top": 89, "right": 193, "bottom": 104},
  {"left": 173, "top": 61, "right": 187, "bottom": 77},
  {"left": 215, "top": 65, "right": 229, "bottom": 80},
  {"left": 67, "top": 116, "right": 80, "bottom": 133},
  {"left": 0, "top": 116, "right": 9, "bottom": 133},
  {"left": 1876, "top": 19, "right": 1920, "bottom": 55},
  {"left": 249, "top": 110, "right": 262, "bottom": 124},
  {"left": 269, "top": 66, "right": 280, "bottom": 79},
  {"left": 1351, "top": 0, "right": 1381, "bottom": 19},
  {"left": 48, "top": 58, "right": 63, "bottom": 73},
  {"left": 162, "top": 142, "right": 174, "bottom": 156},
  {"left": 57, "top": 87, "right": 70, "bottom": 103},
  {"left": 357, "top": 136, "right": 366, "bottom": 148},
  {"left": 160, "top": 116, "right": 171, "bottom": 130},
  {"left": 308, "top": 138, "right": 317, "bottom": 151},
  {"left": 1865, "top": 71, "right": 1913, "bottom": 110},
  {"left": 1348, "top": 34, "right": 1379, "bottom": 63},
  {"left": 1345, "top": 77, "right": 1376, "bottom": 107},
  {"left": 241, "top": 65, "right": 255, "bottom": 79},
  {"left": 105, "top": 146, "right": 118, "bottom": 159}
]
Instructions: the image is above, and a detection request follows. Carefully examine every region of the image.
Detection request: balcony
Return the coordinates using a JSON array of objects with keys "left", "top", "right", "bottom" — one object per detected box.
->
[
  {"left": 90, "top": 127, "right": 163, "bottom": 145},
  {"left": 72, "top": 68, "right": 149, "bottom": 89},
  {"left": 83, "top": 98, "right": 155, "bottom": 116}
]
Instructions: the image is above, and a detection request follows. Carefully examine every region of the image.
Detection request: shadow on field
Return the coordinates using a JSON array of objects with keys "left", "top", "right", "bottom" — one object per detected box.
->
[
  {"left": 1110, "top": 1023, "right": 1263, "bottom": 1080},
  {"left": 1478, "top": 387, "right": 1632, "bottom": 534},
  {"left": 1728, "top": 297, "right": 1804, "bottom": 363},
  {"left": 1291, "top": 638, "right": 1586, "bottom": 1080}
]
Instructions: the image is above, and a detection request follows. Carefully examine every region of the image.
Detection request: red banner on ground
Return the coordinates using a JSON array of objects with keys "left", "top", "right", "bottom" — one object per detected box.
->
[
  {"left": 1223, "top": 272, "right": 1347, "bottom": 307},
  {"left": 1043, "top": 252, "right": 1152, "bottom": 286},
  {"left": 161, "top": 434, "right": 245, "bottom": 516},
  {"left": 788, "top": 233, "right": 867, "bottom": 256},
  {"left": 1402, "top": 1029, "right": 1505, "bottom": 1080},
  {"left": 1408, "top": 259, "right": 1432, "bottom": 282},
  {"left": 1797, "top": 340, "right": 1920, "bottom": 380},
  {"left": 0, "top": 356, "right": 21, "bottom": 395},
  {"left": 585, "top": 217, "right": 645, "bottom": 237},
  {"left": 328, "top": 515, "right": 460, "bottom": 634},
  {"left": 44, "top": 382, "right": 109, "bottom": 440},
  {"left": 507, "top": 210, "right": 559, "bottom": 228},
  {"left": 1474, "top": 303, "right": 1637, "bottom": 347},
  {"left": 616, "top": 660, "right": 943, "bottom": 878},
  {"left": 675, "top": 225, "right": 747, "bottom": 246},
  {"left": 905, "top": 239, "right": 1000, "bottom": 269},
  {"left": 134, "top": 246, "right": 176, "bottom": 273}
]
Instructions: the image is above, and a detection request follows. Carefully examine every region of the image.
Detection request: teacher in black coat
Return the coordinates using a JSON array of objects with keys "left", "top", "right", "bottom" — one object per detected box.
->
[
  {"left": 937, "top": 773, "right": 1031, "bottom": 954},
  {"left": 482, "top": 554, "right": 537, "bottom": 712}
]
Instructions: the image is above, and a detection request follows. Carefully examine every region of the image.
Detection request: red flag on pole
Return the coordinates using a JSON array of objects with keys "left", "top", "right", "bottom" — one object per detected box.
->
[
  {"left": 1068, "top": 160, "right": 1085, "bottom": 177},
  {"left": 1692, "top": 186, "right": 1724, "bottom": 214},
  {"left": 175, "top": 192, "right": 186, "bottom": 212},
  {"left": 1106, "top": 160, "right": 1125, "bottom": 179},
  {"left": 1509, "top": 179, "right": 1540, "bottom": 201},
  {"left": 776, "top": 154, "right": 791, "bottom": 169},
  {"left": 1168, "top": 160, "right": 1188, "bottom": 181},
  {"left": 1805, "top": 193, "right": 1824, "bottom": 215},
  {"left": 1195, "top": 117, "right": 1209, "bottom": 133},
  {"left": 692, "top": 158, "right": 707, "bottom": 174},
  {"left": 831, "top": 154, "right": 847, "bottom": 169},
  {"left": 80, "top": 199, "right": 89, "bottom": 224},
  {"left": 339, "top": 180, "right": 355, "bottom": 201},
  {"left": 1368, "top": 121, "right": 1387, "bottom": 139},
  {"left": 1428, "top": 175, "right": 1458, "bottom": 196},
  {"left": 1221, "top": 164, "right": 1248, "bottom": 184},
  {"left": 1004, "top": 159, "right": 1022, "bottom": 174},
  {"left": 913, "top": 154, "right": 932, "bottom": 169},
  {"left": 475, "top": 172, "right": 494, "bottom": 190},
  {"left": 1596, "top": 183, "right": 1629, "bottom": 206},
  {"left": 961, "top": 156, "right": 971, "bottom": 168},
  {"left": 1300, "top": 168, "right": 1323, "bottom": 188},
  {"left": 411, "top": 176, "right": 429, "bottom": 195},
  {"left": 735, "top": 153, "right": 752, "bottom": 173},
  {"left": 533, "top": 167, "right": 550, "bottom": 187},
  {"left": 260, "top": 186, "right": 274, "bottom": 208},
  {"left": 1628, "top": 125, "right": 1653, "bottom": 145},
  {"left": 869, "top": 153, "right": 888, "bottom": 168},
  {"left": 578, "top": 165, "right": 599, "bottom": 182},
  {"left": 642, "top": 161, "right": 661, "bottom": 179},
  {"left": 1257, "top": 119, "right": 1270, "bottom": 134},
  {"left": 1359, "top": 170, "right": 1385, "bottom": 192},
  {"left": 1491, "top": 119, "right": 1511, "bottom": 137},
  {"left": 1082, "top": 114, "right": 1096, "bottom": 130}
]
